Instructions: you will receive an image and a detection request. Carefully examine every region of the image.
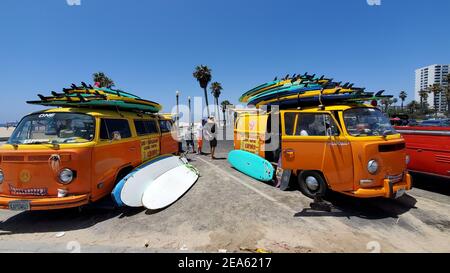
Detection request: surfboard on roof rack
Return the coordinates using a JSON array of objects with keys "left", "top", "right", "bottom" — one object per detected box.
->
[
  {"left": 27, "top": 83, "right": 162, "bottom": 113},
  {"left": 240, "top": 73, "right": 336, "bottom": 103}
]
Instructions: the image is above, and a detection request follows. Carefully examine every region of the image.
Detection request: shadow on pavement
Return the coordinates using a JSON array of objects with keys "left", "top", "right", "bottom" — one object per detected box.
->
[
  {"left": 295, "top": 192, "right": 417, "bottom": 220},
  {"left": 0, "top": 197, "right": 143, "bottom": 235},
  {"left": 411, "top": 172, "right": 450, "bottom": 196}
]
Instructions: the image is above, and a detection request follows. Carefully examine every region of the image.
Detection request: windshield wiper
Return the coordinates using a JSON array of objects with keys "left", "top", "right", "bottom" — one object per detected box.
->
[
  {"left": 22, "top": 139, "right": 52, "bottom": 145},
  {"left": 382, "top": 130, "right": 393, "bottom": 137}
]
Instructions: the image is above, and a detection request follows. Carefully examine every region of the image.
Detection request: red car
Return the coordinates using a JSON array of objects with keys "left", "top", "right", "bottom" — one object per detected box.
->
[{"left": 394, "top": 126, "right": 450, "bottom": 179}]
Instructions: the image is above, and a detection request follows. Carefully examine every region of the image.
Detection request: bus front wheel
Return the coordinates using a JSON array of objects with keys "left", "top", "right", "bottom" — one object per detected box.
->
[{"left": 298, "top": 171, "right": 328, "bottom": 199}]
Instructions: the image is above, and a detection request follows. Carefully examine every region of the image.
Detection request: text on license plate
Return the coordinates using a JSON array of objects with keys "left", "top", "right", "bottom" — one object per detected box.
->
[{"left": 8, "top": 200, "right": 31, "bottom": 211}]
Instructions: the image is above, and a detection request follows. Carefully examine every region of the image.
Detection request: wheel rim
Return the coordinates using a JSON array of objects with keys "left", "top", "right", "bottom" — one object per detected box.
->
[{"left": 305, "top": 176, "right": 319, "bottom": 191}]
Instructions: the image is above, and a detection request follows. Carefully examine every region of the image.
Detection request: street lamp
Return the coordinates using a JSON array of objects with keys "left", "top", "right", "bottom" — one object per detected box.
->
[
  {"left": 188, "top": 96, "right": 193, "bottom": 144},
  {"left": 176, "top": 90, "right": 181, "bottom": 153},
  {"left": 188, "top": 95, "right": 192, "bottom": 126},
  {"left": 176, "top": 90, "right": 180, "bottom": 131}
]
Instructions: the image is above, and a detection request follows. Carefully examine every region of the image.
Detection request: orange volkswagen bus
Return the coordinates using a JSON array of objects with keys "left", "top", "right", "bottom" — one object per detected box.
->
[
  {"left": 0, "top": 107, "right": 179, "bottom": 211},
  {"left": 234, "top": 104, "right": 412, "bottom": 199}
]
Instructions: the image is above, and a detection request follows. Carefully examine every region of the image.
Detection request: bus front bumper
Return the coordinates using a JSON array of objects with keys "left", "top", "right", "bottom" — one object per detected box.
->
[
  {"left": 346, "top": 173, "right": 412, "bottom": 199},
  {"left": 0, "top": 194, "right": 90, "bottom": 211}
]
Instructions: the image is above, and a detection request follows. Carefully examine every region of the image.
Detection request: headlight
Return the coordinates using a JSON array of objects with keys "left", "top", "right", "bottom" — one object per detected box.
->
[
  {"left": 58, "top": 168, "right": 74, "bottom": 184},
  {"left": 367, "top": 160, "right": 379, "bottom": 174},
  {"left": 0, "top": 169, "right": 4, "bottom": 184},
  {"left": 405, "top": 155, "right": 410, "bottom": 165}
]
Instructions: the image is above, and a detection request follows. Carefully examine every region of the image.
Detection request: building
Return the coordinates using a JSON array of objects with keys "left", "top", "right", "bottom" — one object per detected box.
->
[{"left": 415, "top": 64, "right": 449, "bottom": 112}]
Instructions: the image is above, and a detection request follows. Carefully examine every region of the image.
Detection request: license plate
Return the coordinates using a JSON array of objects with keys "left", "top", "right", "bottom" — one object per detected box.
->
[
  {"left": 8, "top": 200, "right": 31, "bottom": 211},
  {"left": 395, "top": 188, "right": 406, "bottom": 199}
]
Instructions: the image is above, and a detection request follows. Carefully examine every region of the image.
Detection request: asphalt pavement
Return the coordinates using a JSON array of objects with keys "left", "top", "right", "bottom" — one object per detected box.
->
[{"left": 0, "top": 140, "right": 449, "bottom": 253}]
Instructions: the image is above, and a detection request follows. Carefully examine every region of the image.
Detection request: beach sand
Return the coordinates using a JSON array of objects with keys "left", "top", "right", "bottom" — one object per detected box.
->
[{"left": 0, "top": 127, "right": 14, "bottom": 141}]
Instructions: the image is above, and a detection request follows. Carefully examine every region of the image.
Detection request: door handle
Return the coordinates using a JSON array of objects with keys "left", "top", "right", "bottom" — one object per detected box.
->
[
  {"left": 283, "top": 149, "right": 295, "bottom": 158},
  {"left": 129, "top": 147, "right": 136, "bottom": 152}
]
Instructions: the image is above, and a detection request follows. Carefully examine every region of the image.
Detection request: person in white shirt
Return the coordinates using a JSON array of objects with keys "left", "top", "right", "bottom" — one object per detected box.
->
[{"left": 196, "top": 119, "right": 205, "bottom": 155}]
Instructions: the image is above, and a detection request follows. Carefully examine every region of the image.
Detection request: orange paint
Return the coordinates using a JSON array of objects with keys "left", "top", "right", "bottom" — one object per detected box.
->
[
  {"left": 234, "top": 105, "right": 412, "bottom": 199},
  {"left": 0, "top": 108, "right": 179, "bottom": 210}
]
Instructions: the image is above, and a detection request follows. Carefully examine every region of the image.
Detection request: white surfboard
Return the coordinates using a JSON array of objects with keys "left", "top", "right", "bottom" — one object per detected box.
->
[
  {"left": 120, "top": 156, "right": 185, "bottom": 207},
  {"left": 141, "top": 164, "right": 199, "bottom": 210}
]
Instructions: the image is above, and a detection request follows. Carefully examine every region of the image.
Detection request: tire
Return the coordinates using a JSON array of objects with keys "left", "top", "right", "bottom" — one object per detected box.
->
[
  {"left": 297, "top": 171, "right": 328, "bottom": 199},
  {"left": 115, "top": 167, "right": 133, "bottom": 185}
]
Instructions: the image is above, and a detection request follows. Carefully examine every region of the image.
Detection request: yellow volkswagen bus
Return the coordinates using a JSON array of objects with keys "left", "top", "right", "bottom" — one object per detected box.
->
[
  {"left": 0, "top": 107, "right": 178, "bottom": 211},
  {"left": 234, "top": 104, "right": 412, "bottom": 199}
]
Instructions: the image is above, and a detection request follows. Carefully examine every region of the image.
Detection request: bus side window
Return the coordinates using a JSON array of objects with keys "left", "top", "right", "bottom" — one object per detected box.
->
[
  {"left": 134, "top": 120, "right": 147, "bottom": 136},
  {"left": 134, "top": 120, "right": 159, "bottom": 136},
  {"left": 295, "top": 114, "right": 340, "bottom": 136},
  {"left": 100, "top": 119, "right": 132, "bottom": 140},
  {"left": 159, "top": 120, "right": 172, "bottom": 133},
  {"left": 296, "top": 114, "right": 318, "bottom": 136},
  {"left": 146, "top": 120, "right": 158, "bottom": 134},
  {"left": 283, "top": 112, "right": 297, "bottom": 136},
  {"left": 324, "top": 115, "right": 340, "bottom": 136}
]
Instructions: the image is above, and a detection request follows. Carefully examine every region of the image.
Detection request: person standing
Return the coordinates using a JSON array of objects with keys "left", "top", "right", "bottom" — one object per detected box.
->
[
  {"left": 185, "top": 126, "right": 195, "bottom": 153},
  {"left": 204, "top": 117, "right": 218, "bottom": 159},
  {"left": 196, "top": 119, "right": 206, "bottom": 155}
]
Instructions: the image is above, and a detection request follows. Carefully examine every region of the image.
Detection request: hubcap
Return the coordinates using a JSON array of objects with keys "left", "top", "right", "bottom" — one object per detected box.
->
[{"left": 305, "top": 176, "right": 319, "bottom": 191}]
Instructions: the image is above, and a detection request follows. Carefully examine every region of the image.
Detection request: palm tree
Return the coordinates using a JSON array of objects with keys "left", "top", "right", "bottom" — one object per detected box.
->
[
  {"left": 381, "top": 98, "right": 390, "bottom": 113},
  {"left": 220, "top": 100, "right": 232, "bottom": 127},
  {"left": 193, "top": 65, "right": 212, "bottom": 117},
  {"left": 392, "top": 98, "right": 398, "bottom": 113},
  {"left": 210, "top": 82, "right": 223, "bottom": 121},
  {"left": 92, "top": 72, "right": 115, "bottom": 88},
  {"left": 418, "top": 89, "right": 429, "bottom": 112},
  {"left": 381, "top": 98, "right": 397, "bottom": 114},
  {"left": 399, "top": 91, "right": 407, "bottom": 110},
  {"left": 406, "top": 100, "right": 420, "bottom": 114},
  {"left": 427, "top": 84, "right": 442, "bottom": 116},
  {"left": 220, "top": 100, "right": 232, "bottom": 139}
]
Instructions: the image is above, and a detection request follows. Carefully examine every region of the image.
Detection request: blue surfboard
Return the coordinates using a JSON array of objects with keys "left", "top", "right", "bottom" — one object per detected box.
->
[
  {"left": 228, "top": 150, "right": 274, "bottom": 182},
  {"left": 265, "top": 93, "right": 373, "bottom": 108},
  {"left": 248, "top": 86, "right": 321, "bottom": 105},
  {"left": 111, "top": 154, "right": 172, "bottom": 207},
  {"left": 246, "top": 81, "right": 323, "bottom": 104}
]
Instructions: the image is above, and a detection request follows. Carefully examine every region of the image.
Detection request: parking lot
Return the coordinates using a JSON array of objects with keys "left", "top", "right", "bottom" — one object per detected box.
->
[{"left": 0, "top": 141, "right": 449, "bottom": 253}]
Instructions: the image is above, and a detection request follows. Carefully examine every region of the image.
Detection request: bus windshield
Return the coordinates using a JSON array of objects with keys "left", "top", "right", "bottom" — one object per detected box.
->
[
  {"left": 8, "top": 113, "right": 95, "bottom": 144},
  {"left": 344, "top": 108, "right": 397, "bottom": 137}
]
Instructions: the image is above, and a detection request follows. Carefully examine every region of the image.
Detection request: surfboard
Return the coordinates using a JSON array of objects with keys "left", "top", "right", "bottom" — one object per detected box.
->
[
  {"left": 111, "top": 155, "right": 173, "bottom": 207},
  {"left": 253, "top": 87, "right": 360, "bottom": 107},
  {"left": 141, "top": 164, "right": 199, "bottom": 210},
  {"left": 247, "top": 86, "right": 318, "bottom": 105},
  {"left": 239, "top": 78, "right": 299, "bottom": 102},
  {"left": 244, "top": 76, "right": 331, "bottom": 103},
  {"left": 58, "top": 90, "right": 161, "bottom": 109},
  {"left": 118, "top": 156, "right": 186, "bottom": 207},
  {"left": 27, "top": 83, "right": 163, "bottom": 113},
  {"left": 264, "top": 93, "right": 372, "bottom": 108},
  {"left": 228, "top": 150, "right": 274, "bottom": 182},
  {"left": 240, "top": 74, "right": 333, "bottom": 103},
  {"left": 28, "top": 99, "right": 161, "bottom": 113},
  {"left": 239, "top": 80, "right": 281, "bottom": 102}
]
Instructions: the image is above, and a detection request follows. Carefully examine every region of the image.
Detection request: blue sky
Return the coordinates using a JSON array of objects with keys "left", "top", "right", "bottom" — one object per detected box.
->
[{"left": 0, "top": 0, "right": 449, "bottom": 122}]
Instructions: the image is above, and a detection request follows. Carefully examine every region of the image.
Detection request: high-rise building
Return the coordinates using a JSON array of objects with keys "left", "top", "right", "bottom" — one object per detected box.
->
[{"left": 415, "top": 64, "right": 449, "bottom": 112}]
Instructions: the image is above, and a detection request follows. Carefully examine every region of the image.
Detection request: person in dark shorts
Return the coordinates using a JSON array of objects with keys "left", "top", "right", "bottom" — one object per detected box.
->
[{"left": 204, "top": 117, "right": 218, "bottom": 159}]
